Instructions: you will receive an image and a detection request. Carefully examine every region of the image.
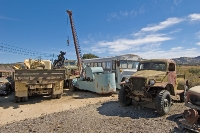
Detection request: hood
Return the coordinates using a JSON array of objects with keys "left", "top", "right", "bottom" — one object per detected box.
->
[
  {"left": 121, "top": 69, "right": 137, "bottom": 78},
  {"left": 64, "top": 66, "right": 78, "bottom": 69},
  {"left": 131, "top": 70, "right": 166, "bottom": 78},
  {"left": 0, "top": 78, "right": 9, "bottom": 83}
]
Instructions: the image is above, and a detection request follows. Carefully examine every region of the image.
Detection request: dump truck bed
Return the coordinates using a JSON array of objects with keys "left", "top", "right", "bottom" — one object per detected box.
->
[{"left": 14, "top": 69, "right": 66, "bottom": 84}]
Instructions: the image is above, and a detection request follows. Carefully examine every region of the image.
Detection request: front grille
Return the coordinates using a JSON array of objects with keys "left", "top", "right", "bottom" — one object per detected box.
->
[
  {"left": 130, "top": 77, "right": 146, "bottom": 91},
  {"left": 189, "top": 94, "right": 200, "bottom": 106}
]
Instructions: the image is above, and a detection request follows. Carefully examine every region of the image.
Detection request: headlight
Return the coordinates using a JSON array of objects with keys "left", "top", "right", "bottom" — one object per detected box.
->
[
  {"left": 125, "top": 78, "right": 129, "bottom": 83},
  {"left": 149, "top": 79, "right": 155, "bottom": 85},
  {"left": 0, "top": 84, "right": 6, "bottom": 88}
]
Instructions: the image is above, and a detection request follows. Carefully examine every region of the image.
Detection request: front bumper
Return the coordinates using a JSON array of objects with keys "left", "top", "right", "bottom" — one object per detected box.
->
[{"left": 0, "top": 89, "right": 8, "bottom": 95}]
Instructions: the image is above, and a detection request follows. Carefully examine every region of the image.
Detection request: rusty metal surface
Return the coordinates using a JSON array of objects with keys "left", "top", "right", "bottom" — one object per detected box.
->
[
  {"left": 183, "top": 109, "right": 199, "bottom": 124},
  {"left": 179, "top": 118, "right": 200, "bottom": 133},
  {"left": 14, "top": 69, "right": 66, "bottom": 83},
  {"left": 185, "top": 102, "right": 200, "bottom": 110}
]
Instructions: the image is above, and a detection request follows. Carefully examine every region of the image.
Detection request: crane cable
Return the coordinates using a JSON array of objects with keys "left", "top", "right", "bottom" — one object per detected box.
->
[{"left": 67, "top": 16, "right": 70, "bottom": 46}]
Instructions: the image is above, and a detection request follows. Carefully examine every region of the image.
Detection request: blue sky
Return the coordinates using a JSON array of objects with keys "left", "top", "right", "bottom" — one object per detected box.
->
[{"left": 1, "top": 0, "right": 200, "bottom": 63}]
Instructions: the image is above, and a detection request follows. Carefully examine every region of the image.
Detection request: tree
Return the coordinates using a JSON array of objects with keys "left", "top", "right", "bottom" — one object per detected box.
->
[{"left": 82, "top": 53, "right": 99, "bottom": 59}]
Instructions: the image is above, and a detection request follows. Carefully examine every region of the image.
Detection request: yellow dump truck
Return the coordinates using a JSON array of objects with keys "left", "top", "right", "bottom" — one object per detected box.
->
[{"left": 14, "top": 59, "right": 66, "bottom": 102}]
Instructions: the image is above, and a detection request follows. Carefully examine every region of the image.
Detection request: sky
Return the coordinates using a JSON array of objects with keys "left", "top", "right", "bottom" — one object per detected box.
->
[{"left": 1, "top": 0, "right": 200, "bottom": 63}]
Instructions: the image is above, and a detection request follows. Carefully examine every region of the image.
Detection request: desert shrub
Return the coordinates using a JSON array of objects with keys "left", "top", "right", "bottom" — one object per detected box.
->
[{"left": 177, "top": 65, "right": 200, "bottom": 87}]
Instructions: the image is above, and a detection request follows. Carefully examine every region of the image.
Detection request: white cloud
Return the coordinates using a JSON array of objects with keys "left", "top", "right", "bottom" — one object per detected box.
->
[
  {"left": 188, "top": 13, "right": 200, "bottom": 21},
  {"left": 174, "top": 0, "right": 182, "bottom": 5},
  {"left": 195, "top": 31, "right": 200, "bottom": 39},
  {"left": 88, "top": 34, "right": 172, "bottom": 53},
  {"left": 108, "top": 10, "right": 137, "bottom": 20},
  {"left": 170, "top": 47, "right": 183, "bottom": 51},
  {"left": 0, "top": 16, "right": 21, "bottom": 21},
  {"left": 141, "top": 17, "right": 184, "bottom": 32},
  {"left": 107, "top": 8, "right": 145, "bottom": 21},
  {"left": 84, "top": 13, "right": 200, "bottom": 59},
  {"left": 134, "top": 47, "right": 199, "bottom": 59},
  {"left": 169, "top": 28, "right": 182, "bottom": 34}
]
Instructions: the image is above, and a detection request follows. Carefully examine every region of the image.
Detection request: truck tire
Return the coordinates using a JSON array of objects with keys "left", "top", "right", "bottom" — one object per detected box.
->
[
  {"left": 15, "top": 96, "right": 21, "bottom": 103},
  {"left": 180, "top": 92, "right": 185, "bottom": 102},
  {"left": 118, "top": 86, "right": 132, "bottom": 106},
  {"left": 51, "top": 94, "right": 57, "bottom": 99},
  {"left": 21, "top": 96, "right": 28, "bottom": 102},
  {"left": 155, "top": 90, "right": 172, "bottom": 115},
  {"left": 69, "top": 80, "right": 76, "bottom": 92},
  {"left": 57, "top": 94, "right": 62, "bottom": 99}
]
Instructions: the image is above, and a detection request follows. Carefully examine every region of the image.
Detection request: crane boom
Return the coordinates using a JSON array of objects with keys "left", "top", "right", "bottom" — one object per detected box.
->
[{"left": 66, "top": 10, "right": 82, "bottom": 73}]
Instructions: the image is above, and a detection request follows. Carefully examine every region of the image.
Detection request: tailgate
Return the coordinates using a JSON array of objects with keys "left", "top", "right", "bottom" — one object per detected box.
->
[{"left": 14, "top": 69, "right": 66, "bottom": 84}]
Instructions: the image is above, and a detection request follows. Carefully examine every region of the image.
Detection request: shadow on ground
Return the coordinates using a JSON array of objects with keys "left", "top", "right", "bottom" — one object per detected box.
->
[
  {"left": 97, "top": 100, "right": 160, "bottom": 119},
  {"left": 166, "top": 113, "right": 198, "bottom": 133},
  {"left": 63, "top": 88, "right": 117, "bottom": 99},
  {"left": 0, "top": 88, "right": 118, "bottom": 109},
  {"left": 0, "top": 92, "right": 54, "bottom": 109}
]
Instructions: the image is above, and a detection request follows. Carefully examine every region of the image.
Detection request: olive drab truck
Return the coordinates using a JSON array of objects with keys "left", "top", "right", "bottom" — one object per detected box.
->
[
  {"left": 118, "top": 59, "right": 189, "bottom": 115},
  {"left": 63, "top": 60, "right": 80, "bottom": 87},
  {"left": 14, "top": 59, "right": 66, "bottom": 102}
]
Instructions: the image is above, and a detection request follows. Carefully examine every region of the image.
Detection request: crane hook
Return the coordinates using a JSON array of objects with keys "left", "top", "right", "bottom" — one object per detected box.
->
[{"left": 67, "top": 36, "right": 70, "bottom": 46}]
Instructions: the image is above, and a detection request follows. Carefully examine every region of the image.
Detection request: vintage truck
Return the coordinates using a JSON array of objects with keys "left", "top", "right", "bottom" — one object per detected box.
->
[
  {"left": 118, "top": 59, "right": 189, "bottom": 115},
  {"left": 14, "top": 59, "right": 66, "bottom": 102},
  {"left": 177, "top": 85, "right": 200, "bottom": 132},
  {"left": 63, "top": 60, "right": 80, "bottom": 88},
  {"left": 70, "top": 66, "right": 116, "bottom": 94}
]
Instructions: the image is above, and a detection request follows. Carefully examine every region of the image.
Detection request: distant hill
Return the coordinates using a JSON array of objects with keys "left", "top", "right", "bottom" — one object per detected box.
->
[{"left": 172, "top": 56, "right": 200, "bottom": 65}]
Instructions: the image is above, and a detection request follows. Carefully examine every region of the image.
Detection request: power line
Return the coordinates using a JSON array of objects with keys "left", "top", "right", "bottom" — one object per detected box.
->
[{"left": 0, "top": 43, "right": 54, "bottom": 58}]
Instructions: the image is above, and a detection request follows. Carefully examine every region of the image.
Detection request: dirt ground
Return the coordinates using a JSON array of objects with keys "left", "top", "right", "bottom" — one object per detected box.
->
[{"left": 0, "top": 88, "right": 117, "bottom": 126}]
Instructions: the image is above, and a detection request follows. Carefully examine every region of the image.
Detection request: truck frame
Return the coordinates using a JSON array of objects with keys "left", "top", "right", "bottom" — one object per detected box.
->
[
  {"left": 14, "top": 68, "right": 66, "bottom": 102},
  {"left": 119, "top": 59, "right": 189, "bottom": 115}
]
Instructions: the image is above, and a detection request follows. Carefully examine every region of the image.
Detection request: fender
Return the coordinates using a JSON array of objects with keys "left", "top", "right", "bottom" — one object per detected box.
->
[
  {"left": 177, "top": 79, "right": 189, "bottom": 90},
  {"left": 149, "top": 82, "right": 175, "bottom": 96}
]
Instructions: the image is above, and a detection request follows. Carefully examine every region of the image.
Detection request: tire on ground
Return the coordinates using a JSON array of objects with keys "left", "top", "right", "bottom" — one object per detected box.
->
[
  {"left": 22, "top": 96, "right": 28, "bottom": 102},
  {"left": 118, "top": 86, "right": 132, "bottom": 106},
  {"left": 57, "top": 94, "right": 62, "bottom": 99},
  {"left": 180, "top": 92, "right": 185, "bottom": 102},
  {"left": 69, "top": 80, "right": 76, "bottom": 92},
  {"left": 155, "top": 90, "right": 172, "bottom": 115},
  {"left": 15, "top": 96, "right": 21, "bottom": 103},
  {"left": 51, "top": 94, "right": 57, "bottom": 99}
]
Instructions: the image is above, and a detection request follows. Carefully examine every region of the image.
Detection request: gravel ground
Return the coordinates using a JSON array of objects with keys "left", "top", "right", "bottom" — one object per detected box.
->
[{"left": 0, "top": 99, "right": 191, "bottom": 133}]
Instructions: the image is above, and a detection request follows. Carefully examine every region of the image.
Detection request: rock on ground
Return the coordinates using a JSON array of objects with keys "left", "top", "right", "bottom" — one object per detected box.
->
[{"left": 0, "top": 99, "right": 190, "bottom": 133}]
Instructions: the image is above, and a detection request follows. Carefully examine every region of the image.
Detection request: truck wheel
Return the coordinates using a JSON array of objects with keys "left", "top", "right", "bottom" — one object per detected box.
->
[
  {"left": 118, "top": 86, "right": 132, "bottom": 106},
  {"left": 155, "top": 90, "right": 171, "bottom": 115},
  {"left": 57, "top": 94, "right": 62, "bottom": 99},
  {"left": 21, "top": 96, "right": 28, "bottom": 102},
  {"left": 15, "top": 96, "right": 21, "bottom": 103},
  {"left": 51, "top": 94, "right": 57, "bottom": 99},
  {"left": 180, "top": 92, "right": 185, "bottom": 102},
  {"left": 69, "top": 80, "right": 76, "bottom": 92}
]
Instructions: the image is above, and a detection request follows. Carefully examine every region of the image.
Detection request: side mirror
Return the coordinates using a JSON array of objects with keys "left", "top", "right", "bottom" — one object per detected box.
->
[
  {"left": 166, "top": 71, "right": 169, "bottom": 75},
  {"left": 117, "top": 60, "right": 120, "bottom": 67}
]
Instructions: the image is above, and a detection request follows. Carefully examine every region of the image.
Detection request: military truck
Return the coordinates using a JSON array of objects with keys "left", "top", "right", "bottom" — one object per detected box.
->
[
  {"left": 118, "top": 59, "right": 189, "bottom": 115},
  {"left": 63, "top": 60, "right": 79, "bottom": 88},
  {"left": 14, "top": 59, "right": 66, "bottom": 102},
  {"left": 52, "top": 51, "right": 80, "bottom": 88}
]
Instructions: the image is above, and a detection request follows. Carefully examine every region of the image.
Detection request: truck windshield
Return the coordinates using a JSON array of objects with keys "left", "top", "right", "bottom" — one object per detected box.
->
[
  {"left": 120, "top": 60, "right": 140, "bottom": 69},
  {"left": 138, "top": 62, "right": 166, "bottom": 71},
  {"left": 65, "top": 62, "right": 76, "bottom": 66},
  {"left": 69, "top": 62, "right": 76, "bottom": 66}
]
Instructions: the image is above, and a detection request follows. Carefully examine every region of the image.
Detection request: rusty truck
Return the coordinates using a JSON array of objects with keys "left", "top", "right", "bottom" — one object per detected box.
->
[
  {"left": 14, "top": 59, "right": 66, "bottom": 102},
  {"left": 118, "top": 59, "right": 189, "bottom": 115}
]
